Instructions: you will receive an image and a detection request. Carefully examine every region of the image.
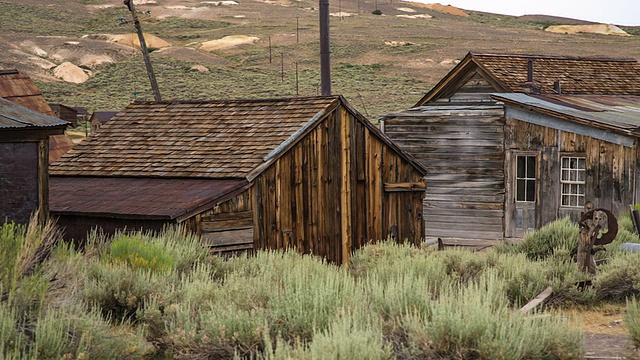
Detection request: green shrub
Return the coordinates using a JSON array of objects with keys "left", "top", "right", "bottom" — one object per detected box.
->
[
  {"left": 495, "top": 217, "right": 579, "bottom": 260},
  {"left": 593, "top": 253, "right": 640, "bottom": 301},
  {"left": 108, "top": 235, "right": 176, "bottom": 272},
  {"left": 83, "top": 261, "right": 177, "bottom": 322},
  {"left": 0, "top": 302, "right": 24, "bottom": 358},
  {"left": 626, "top": 297, "right": 640, "bottom": 347},
  {"left": 401, "top": 274, "right": 583, "bottom": 359}
]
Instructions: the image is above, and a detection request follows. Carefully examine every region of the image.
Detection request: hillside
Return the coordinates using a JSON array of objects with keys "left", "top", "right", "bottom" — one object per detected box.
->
[{"left": 1, "top": 0, "right": 639, "bottom": 119}]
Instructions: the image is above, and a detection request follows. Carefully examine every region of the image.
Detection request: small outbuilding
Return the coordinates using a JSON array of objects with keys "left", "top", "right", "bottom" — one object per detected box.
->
[
  {"left": 0, "top": 69, "right": 76, "bottom": 163},
  {"left": 50, "top": 96, "right": 427, "bottom": 264},
  {"left": 0, "top": 98, "right": 68, "bottom": 224},
  {"left": 89, "top": 110, "right": 120, "bottom": 134},
  {"left": 381, "top": 52, "right": 640, "bottom": 244}
]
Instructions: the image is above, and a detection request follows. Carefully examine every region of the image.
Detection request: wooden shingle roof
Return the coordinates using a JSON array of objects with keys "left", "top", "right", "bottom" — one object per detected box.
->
[
  {"left": 416, "top": 52, "right": 640, "bottom": 105},
  {"left": 51, "top": 96, "right": 345, "bottom": 179}
]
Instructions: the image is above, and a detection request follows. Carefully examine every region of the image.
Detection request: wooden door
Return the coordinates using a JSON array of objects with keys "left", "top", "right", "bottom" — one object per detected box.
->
[{"left": 505, "top": 152, "right": 539, "bottom": 238}]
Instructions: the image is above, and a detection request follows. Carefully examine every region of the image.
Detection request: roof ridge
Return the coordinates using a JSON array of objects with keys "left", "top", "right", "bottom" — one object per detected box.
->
[
  {"left": 470, "top": 51, "right": 637, "bottom": 62},
  {"left": 131, "top": 95, "right": 341, "bottom": 105}
]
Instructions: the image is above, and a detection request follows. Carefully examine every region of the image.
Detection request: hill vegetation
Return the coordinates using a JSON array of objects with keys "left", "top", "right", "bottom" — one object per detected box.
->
[{"left": 1, "top": 0, "right": 639, "bottom": 119}]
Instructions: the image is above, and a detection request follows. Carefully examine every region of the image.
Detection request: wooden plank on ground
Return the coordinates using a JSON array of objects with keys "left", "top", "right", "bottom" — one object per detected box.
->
[{"left": 520, "top": 286, "right": 553, "bottom": 313}]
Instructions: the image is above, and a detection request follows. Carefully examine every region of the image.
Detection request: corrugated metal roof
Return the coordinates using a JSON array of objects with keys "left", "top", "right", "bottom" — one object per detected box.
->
[
  {"left": 492, "top": 93, "right": 640, "bottom": 134},
  {"left": 0, "top": 98, "right": 69, "bottom": 129},
  {"left": 51, "top": 96, "right": 343, "bottom": 179},
  {"left": 50, "top": 177, "right": 249, "bottom": 220}
]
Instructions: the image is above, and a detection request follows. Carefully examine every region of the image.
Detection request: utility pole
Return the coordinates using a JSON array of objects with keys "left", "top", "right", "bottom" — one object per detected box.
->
[
  {"left": 124, "top": 0, "right": 162, "bottom": 101},
  {"left": 319, "top": 0, "right": 331, "bottom": 95}
]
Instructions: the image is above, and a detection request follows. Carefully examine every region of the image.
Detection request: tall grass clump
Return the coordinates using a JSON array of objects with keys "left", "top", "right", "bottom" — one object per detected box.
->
[
  {"left": 401, "top": 273, "right": 583, "bottom": 359},
  {"left": 493, "top": 217, "right": 579, "bottom": 260},
  {"left": 108, "top": 235, "right": 176, "bottom": 272},
  {"left": 625, "top": 296, "right": 640, "bottom": 347},
  {"left": 592, "top": 253, "right": 640, "bottom": 301}
]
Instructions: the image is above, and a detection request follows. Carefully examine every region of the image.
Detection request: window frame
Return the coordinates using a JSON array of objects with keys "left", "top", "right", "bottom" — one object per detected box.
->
[
  {"left": 560, "top": 155, "right": 586, "bottom": 208},
  {"left": 515, "top": 154, "right": 537, "bottom": 203}
]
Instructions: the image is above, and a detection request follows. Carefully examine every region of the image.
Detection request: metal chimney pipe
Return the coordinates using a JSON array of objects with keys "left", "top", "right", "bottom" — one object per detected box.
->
[
  {"left": 527, "top": 58, "right": 534, "bottom": 83},
  {"left": 319, "top": 0, "right": 331, "bottom": 95}
]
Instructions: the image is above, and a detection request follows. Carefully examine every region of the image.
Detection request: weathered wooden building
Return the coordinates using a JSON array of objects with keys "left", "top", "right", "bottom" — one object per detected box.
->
[
  {"left": 381, "top": 52, "right": 640, "bottom": 244},
  {"left": 0, "top": 98, "right": 68, "bottom": 224},
  {"left": 49, "top": 103, "right": 79, "bottom": 127},
  {"left": 50, "top": 96, "right": 427, "bottom": 264},
  {"left": 494, "top": 94, "right": 640, "bottom": 237},
  {"left": 89, "top": 110, "right": 119, "bottom": 134},
  {"left": 0, "top": 69, "right": 76, "bottom": 162}
]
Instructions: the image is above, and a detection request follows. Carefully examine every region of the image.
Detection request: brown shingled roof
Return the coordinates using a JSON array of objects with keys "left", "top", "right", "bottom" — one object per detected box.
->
[
  {"left": 416, "top": 52, "right": 640, "bottom": 105},
  {"left": 50, "top": 96, "right": 343, "bottom": 179}
]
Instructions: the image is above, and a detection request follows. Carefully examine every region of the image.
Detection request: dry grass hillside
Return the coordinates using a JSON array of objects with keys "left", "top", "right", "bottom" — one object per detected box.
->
[{"left": 1, "top": 0, "right": 639, "bottom": 119}]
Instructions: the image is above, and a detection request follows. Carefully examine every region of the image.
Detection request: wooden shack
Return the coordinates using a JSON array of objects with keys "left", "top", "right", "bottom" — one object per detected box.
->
[
  {"left": 49, "top": 103, "right": 79, "bottom": 127},
  {"left": 89, "top": 110, "right": 119, "bottom": 134},
  {"left": 381, "top": 52, "right": 640, "bottom": 244},
  {"left": 50, "top": 96, "right": 427, "bottom": 264},
  {"left": 0, "top": 70, "right": 76, "bottom": 162},
  {"left": 0, "top": 98, "right": 68, "bottom": 224},
  {"left": 494, "top": 93, "right": 640, "bottom": 237}
]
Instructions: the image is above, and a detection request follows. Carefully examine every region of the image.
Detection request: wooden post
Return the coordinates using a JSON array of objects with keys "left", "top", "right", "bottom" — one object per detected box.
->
[{"left": 577, "top": 210, "right": 608, "bottom": 274}]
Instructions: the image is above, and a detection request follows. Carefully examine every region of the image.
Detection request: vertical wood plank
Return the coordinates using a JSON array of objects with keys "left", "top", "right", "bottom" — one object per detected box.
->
[
  {"left": 340, "top": 108, "right": 352, "bottom": 265},
  {"left": 38, "top": 138, "right": 49, "bottom": 220}
]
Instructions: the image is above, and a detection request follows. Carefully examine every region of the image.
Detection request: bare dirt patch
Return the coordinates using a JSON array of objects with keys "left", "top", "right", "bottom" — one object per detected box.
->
[
  {"left": 404, "top": 2, "right": 468, "bottom": 17},
  {"left": 546, "top": 24, "right": 631, "bottom": 36},
  {"left": 199, "top": 35, "right": 259, "bottom": 51},
  {"left": 107, "top": 33, "right": 172, "bottom": 49}
]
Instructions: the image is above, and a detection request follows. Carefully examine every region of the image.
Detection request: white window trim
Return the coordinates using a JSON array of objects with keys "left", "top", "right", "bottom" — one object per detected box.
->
[{"left": 560, "top": 156, "right": 586, "bottom": 208}]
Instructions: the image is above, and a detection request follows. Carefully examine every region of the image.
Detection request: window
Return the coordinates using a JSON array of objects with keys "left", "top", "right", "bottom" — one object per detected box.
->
[
  {"left": 561, "top": 156, "right": 586, "bottom": 207},
  {"left": 516, "top": 155, "right": 536, "bottom": 202}
]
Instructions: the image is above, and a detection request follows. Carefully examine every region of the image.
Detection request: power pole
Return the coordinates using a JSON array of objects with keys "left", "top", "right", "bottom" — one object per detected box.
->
[
  {"left": 124, "top": 0, "right": 162, "bottom": 101},
  {"left": 319, "top": 0, "right": 331, "bottom": 95}
]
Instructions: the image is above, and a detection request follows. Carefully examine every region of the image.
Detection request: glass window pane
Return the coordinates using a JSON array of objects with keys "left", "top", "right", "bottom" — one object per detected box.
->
[
  {"left": 562, "top": 157, "right": 569, "bottom": 168},
  {"left": 570, "top": 170, "right": 576, "bottom": 181},
  {"left": 578, "top": 170, "right": 585, "bottom": 182},
  {"left": 578, "top": 158, "right": 586, "bottom": 169},
  {"left": 527, "top": 156, "right": 536, "bottom": 177},
  {"left": 517, "top": 179, "right": 525, "bottom": 201},
  {"left": 578, "top": 184, "right": 585, "bottom": 195},
  {"left": 578, "top": 195, "right": 585, "bottom": 206},
  {"left": 561, "top": 170, "right": 569, "bottom": 181},
  {"left": 517, "top": 156, "right": 525, "bottom": 178},
  {"left": 526, "top": 179, "right": 536, "bottom": 202},
  {"left": 562, "top": 195, "right": 569, "bottom": 206}
]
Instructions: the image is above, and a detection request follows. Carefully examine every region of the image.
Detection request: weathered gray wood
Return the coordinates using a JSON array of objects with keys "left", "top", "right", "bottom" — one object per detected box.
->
[
  {"left": 505, "top": 107, "right": 636, "bottom": 148},
  {"left": 201, "top": 219, "right": 252, "bottom": 232},
  {"left": 202, "top": 228, "right": 254, "bottom": 246},
  {"left": 428, "top": 228, "right": 505, "bottom": 240},
  {"left": 520, "top": 286, "right": 553, "bottom": 313}
]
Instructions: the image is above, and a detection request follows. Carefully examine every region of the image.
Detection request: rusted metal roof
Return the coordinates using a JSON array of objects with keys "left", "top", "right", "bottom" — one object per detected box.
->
[
  {"left": 0, "top": 69, "right": 73, "bottom": 162},
  {"left": 492, "top": 93, "right": 640, "bottom": 136},
  {"left": 51, "top": 96, "right": 343, "bottom": 178},
  {"left": 50, "top": 177, "right": 249, "bottom": 220},
  {"left": 0, "top": 98, "right": 68, "bottom": 129},
  {"left": 416, "top": 52, "right": 640, "bottom": 105}
]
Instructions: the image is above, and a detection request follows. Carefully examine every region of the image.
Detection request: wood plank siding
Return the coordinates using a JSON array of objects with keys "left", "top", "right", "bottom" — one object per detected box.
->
[
  {"left": 381, "top": 105, "right": 505, "bottom": 241},
  {"left": 198, "top": 191, "right": 254, "bottom": 253},
  {"left": 504, "top": 117, "right": 636, "bottom": 224},
  {"left": 253, "top": 107, "right": 425, "bottom": 264}
]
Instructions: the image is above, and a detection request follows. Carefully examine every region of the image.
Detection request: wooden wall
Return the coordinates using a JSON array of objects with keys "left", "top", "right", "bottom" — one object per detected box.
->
[
  {"left": 505, "top": 117, "right": 636, "bottom": 222},
  {"left": 382, "top": 105, "right": 506, "bottom": 242},
  {"left": 196, "top": 191, "right": 253, "bottom": 253},
  {"left": 0, "top": 138, "right": 49, "bottom": 224},
  {"left": 253, "top": 106, "right": 425, "bottom": 264}
]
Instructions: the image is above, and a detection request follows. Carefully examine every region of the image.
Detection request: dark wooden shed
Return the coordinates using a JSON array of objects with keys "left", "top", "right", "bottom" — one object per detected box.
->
[
  {"left": 0, "top": 98, "right": 68, "bottom": 224},
  {"left": 49, "top": 103, "right": 79, "bottom": 127},
  {"left": 0, "top": 69, "right": 76, "bottom": 163},
  {"left": 50, "top": 96, "right": 426, "bottom": 264},
  {"left": 89, "top": 110, "right": 119, "bottom": 134},
  {"left": 381, "top": 52, "right": 640, "bottom": 244}
]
